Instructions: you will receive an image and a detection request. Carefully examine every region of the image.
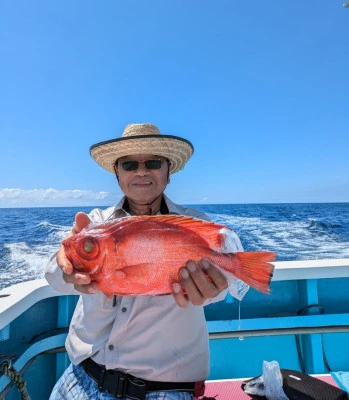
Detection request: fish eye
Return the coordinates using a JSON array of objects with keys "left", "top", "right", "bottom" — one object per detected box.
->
[
  {"left": 76, "top": 236, "right": 99, "bottom": 260},
  {"left": 83, "top": 238, "right": 95, "bottom": 253}
]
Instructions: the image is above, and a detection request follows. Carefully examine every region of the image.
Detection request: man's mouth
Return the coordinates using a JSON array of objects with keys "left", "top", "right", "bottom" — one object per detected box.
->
[{"left": 133, "top": 181, "right": 152, "bottom": 186}]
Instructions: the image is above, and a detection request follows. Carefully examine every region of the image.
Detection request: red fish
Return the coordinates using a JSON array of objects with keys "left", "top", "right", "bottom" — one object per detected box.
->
[{"left": 63, "top": 215, "right": 275, "bottom": 296}]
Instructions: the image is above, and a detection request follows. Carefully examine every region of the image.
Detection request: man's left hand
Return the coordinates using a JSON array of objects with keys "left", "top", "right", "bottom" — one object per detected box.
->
[{"left": 172, "top": 259, "right": 228, "bottom": 307}]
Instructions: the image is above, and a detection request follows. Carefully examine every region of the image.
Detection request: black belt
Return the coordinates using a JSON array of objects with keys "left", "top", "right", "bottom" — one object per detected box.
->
[{"left": 81, "top": 358, "right": 196, "bottom": 400}]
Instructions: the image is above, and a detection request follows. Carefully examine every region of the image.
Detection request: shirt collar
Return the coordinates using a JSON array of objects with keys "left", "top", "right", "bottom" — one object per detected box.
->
[{"left": 112, "top": 194, "right": 181, "bottom": 217}]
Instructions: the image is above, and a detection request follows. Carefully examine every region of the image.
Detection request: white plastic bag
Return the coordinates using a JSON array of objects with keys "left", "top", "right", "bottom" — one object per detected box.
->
[{"left": 244, "top": 360, "right": 289, "bottom": 400}]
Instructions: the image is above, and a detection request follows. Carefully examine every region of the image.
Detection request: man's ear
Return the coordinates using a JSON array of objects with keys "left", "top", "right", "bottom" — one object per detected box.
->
[
  {"left": 113, "top": 165, "right": 120, "bottom": 182},
  {"left": 166, "top": 160, "right": 171, "bottom": 183}
]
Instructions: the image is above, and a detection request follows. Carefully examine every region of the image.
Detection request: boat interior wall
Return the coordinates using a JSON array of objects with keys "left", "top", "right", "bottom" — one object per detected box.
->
[
  {"left": 207, "top": 293, "right": 349, "bottom": 378},
  {"left": 205, "top": 260, "right": 349, "bottom": 378},
  {"left": 1, "top": 259, "right": 349, "bottom": 399}
]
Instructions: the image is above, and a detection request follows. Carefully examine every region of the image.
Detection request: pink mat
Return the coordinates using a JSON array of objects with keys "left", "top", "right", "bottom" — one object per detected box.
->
[{"left": 202, "top": 375, "right": 339, "bottom": 400}]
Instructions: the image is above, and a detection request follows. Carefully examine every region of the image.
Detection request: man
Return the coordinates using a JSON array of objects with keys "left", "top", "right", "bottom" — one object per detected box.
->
[{"left": 45, "top": 123, "right": 244, "bottom": 400}]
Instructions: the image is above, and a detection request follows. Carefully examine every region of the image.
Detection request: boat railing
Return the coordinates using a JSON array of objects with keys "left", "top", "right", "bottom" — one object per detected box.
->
[
  {"left": 1, "top": 258, "right": 349, "bottom": 396},
  {"left": 1, "top": 258, "right": 349, "bottom": 333},
  {"left": 207, "top": 258, "right": 349, "bottom": 339}
]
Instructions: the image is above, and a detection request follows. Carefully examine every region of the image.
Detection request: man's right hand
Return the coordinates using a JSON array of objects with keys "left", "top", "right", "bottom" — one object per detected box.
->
[{"left": 57, "top": 212, "right": 99, "bottom": 294}]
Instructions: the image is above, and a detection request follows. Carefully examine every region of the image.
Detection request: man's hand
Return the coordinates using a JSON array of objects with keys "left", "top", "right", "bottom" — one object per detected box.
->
[
  {"left": 57, "top": 212, "right": 98, "bottom": 294},
  {"left": 172, "top": 259, "right": 228, "bottom": 307}
]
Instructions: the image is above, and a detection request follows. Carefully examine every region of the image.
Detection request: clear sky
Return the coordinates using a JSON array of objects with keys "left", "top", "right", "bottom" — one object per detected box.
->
[{"left": 1, "top": 1, "right": 348, "bottom": 207}]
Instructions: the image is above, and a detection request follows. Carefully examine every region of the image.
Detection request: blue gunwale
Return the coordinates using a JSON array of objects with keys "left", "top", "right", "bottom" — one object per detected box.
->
[{"left": 1, "top": 258, "right": 349, "bottom": 398}]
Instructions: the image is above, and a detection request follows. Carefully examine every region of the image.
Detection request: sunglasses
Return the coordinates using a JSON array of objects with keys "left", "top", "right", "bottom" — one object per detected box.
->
[{"left": 118, "top": 159, "right": 166, "bottom": 172}]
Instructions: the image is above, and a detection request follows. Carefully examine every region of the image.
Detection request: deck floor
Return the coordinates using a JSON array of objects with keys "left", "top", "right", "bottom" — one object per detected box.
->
[{"left": 203, "top": 375, "right": 340, "bottom": 399}]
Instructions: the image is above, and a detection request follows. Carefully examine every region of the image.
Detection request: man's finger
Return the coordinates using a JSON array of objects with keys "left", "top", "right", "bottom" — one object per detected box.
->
[
  {"left": 172, "top": 282, "right": 189, "bottom": 308},
  {"left": 186, "top": 261, "right": 219, "bottom": 299},
  {"left": 73, "top": 212, "right": 91, "bottom": 234},
  {"left": 74, "top": 283, "right": 99, "bottom": 295},
  {"left": 200, "top": 259, "right": 228, "bottom": 292},
  {"left": 179, "top": 266, "right": 205, "bottom": 306},
  {"left": 62, "top": 273, "right": 98, "bottom": 295},
  {"left": 57, "top": 245, "right": 74, "bottom": 275},
  {"left": 63, "top": 271, "right": 92, "bottom": 286}
]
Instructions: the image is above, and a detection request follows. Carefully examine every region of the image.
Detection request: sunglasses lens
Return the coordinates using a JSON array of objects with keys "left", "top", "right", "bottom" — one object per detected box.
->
[
  {"left": 144, "top": 160, "right": 162, "bottom": 170},
  {"left": 120, "top": 159, "right": 163, "bottom": 171},
  {"left": 121, "top": 161, "right": 139, "bottom": 171}
]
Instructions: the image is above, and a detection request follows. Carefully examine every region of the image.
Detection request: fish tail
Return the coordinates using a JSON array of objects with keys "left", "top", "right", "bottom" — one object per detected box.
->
[{"left": 233, "top": 251, "right": 276, "bottom": 294}]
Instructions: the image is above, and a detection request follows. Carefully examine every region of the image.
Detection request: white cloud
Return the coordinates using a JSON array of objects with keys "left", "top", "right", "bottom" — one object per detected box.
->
[{"left": 0, "top": 188, "right": 120, "bottom": 208}]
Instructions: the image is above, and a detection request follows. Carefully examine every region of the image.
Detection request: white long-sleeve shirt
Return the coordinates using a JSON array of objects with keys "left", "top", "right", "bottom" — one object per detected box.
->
[{"left": 45, "top": 195, "right": 244, "bottom": 382}]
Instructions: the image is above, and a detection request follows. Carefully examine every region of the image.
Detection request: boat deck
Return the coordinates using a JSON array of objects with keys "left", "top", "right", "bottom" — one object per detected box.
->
[{"left": 203, "top": 374, "right": 342, "bottom": 399}]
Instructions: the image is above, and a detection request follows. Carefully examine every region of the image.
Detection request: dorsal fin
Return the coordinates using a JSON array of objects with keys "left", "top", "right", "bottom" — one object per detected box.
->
[{"left": 140, "top": 215, "right": 228, "bottom": 251}]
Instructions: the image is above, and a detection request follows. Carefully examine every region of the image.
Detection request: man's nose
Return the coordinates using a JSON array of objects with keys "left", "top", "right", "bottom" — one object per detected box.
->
[{"left": 135, "top": 161, "right": 149, "bottom": 174}]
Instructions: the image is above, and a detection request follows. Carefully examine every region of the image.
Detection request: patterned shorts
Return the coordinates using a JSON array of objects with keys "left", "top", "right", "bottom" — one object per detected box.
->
[{"left": 49, "top": 363, "right": 193, "bottom": 400}]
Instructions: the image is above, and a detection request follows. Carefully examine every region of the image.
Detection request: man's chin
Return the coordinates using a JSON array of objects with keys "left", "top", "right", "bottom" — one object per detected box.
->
[{"left": 129, "top": 192, "right": 160, "bottom": 204}]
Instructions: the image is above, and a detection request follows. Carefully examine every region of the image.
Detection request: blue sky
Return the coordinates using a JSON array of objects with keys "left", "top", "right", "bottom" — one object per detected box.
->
[{"left": 1, "top": 1, "right": 348, "bottom": 207}]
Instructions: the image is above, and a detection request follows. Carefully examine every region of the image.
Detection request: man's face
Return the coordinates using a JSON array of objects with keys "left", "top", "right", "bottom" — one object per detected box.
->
[{"left": 115, "top": 154, "right": 170, "bottom": 204}]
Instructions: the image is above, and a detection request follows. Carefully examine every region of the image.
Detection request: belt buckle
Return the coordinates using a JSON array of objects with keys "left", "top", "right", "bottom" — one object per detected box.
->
[{"left": 100, "top": 369, "right": 128, "bottom": 398}]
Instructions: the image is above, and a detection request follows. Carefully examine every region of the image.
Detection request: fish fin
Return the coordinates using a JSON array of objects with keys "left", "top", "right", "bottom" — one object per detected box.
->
[
  {"left": 233, "top": 251, "right": 276, "bottom": 294},
  {"left": 106, "top": 263, "right": 169, "bottom": 296},
  {"left": 142, "top": 215, "right": 227, "bottom": 251},
  {"left": 98, "top": 264, "right": 150, "bottom": 294}
]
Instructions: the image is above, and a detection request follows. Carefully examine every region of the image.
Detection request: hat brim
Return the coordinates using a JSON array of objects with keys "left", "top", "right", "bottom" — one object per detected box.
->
[{"left": 90, "top": 135, "right": 194, "bottom": 174}]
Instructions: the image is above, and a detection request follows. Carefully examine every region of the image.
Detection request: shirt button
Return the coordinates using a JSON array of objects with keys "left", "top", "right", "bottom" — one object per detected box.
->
[
  {"left": 108, "top": 344, "right": 114, "bottom": 351},
  {"left": 121, "top": 307, "right": 127, "bottom": 312}
]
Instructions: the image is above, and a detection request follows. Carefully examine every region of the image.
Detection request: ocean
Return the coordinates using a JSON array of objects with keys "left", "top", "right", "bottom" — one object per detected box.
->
[{"left": 1, "top": 203, "right": 349, "bottom": 291}]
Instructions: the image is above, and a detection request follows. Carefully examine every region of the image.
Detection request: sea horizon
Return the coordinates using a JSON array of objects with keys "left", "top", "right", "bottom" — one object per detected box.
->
[{"left": 1, "top": 200, "right": 348, "bottom": 210}]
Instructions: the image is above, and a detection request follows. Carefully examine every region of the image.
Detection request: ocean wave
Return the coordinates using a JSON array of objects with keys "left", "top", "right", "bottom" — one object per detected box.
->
[
  {"left": 0, "top": 216, "right": 72, "bottom": 289},
  {"left": 37, "top": 221, "right": 71, "bottom": 242},
  {"left": 208, "top": 213, "right": 349, "bottom": 261},
  {"left": 306, "top": 218, "right": 342, "bottom": 231},
  {"left": 0, "top": 240, "right": 63, "bottom": 290},
  {"left": 38, "top": 221, "right": 69, "bottom": 230}
]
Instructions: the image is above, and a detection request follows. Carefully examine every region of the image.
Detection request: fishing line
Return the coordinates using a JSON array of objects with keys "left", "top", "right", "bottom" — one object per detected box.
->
[{"left": 238, "top": 301, "right": 244, "bottom": 341}]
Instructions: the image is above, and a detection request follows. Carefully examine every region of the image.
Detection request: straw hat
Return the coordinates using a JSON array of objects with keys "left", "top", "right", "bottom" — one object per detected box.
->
[{"left": 90, "top": 123, "right": 194, "bottom": 174}]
